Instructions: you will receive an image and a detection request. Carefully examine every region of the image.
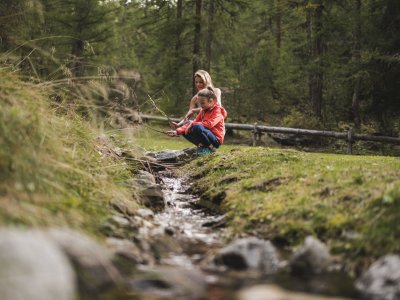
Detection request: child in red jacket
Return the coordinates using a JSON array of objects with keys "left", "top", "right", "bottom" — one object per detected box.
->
[{"left": 167, "top": 87, "right": 227, "bottom": 155}]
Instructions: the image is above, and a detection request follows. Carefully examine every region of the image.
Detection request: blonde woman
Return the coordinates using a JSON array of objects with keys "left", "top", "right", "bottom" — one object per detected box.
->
[{"left": 172, "top": 70, "right": 221, "bottom": 128}]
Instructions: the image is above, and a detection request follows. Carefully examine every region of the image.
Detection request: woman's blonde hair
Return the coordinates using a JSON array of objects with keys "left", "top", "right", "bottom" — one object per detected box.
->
[{"left": 194, "top": 70, "right": 214, "bottom": 88}]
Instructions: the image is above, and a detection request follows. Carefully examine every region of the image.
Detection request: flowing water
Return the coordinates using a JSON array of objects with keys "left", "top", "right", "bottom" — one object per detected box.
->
[
  {"left": 155, "top": 170, "right": 226, "bottom": 268},
  {"left": 147, "top": 169, "right": 361, "bottom": 300}
]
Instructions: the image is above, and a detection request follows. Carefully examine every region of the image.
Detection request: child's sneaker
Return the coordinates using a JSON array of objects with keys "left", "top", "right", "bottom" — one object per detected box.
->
[{"left": 197, "top": 147, "right": 213, "bottom": 156}]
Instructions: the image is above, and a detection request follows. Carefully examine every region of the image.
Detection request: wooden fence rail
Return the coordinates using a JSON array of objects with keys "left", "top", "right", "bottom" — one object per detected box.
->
[{"left": 140, "top": 114, "right": 400, "bottom": 154}]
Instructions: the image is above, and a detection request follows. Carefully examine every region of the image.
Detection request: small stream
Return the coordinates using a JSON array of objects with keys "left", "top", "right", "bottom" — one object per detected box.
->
[
  {"left": 142, "top": 168, "right": 361, "bottom": 300},
  {"left": 155, "top": 169, "right": 226, "bottom": 268}
]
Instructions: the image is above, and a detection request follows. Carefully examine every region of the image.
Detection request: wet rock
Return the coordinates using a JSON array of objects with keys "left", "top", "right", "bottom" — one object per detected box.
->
[
  {"left": 356, "top": 254, "right": 400, "bottom": 300},
  {"left": 164, "top": 226, "right": 175, "bottom": 236},
  {"left": 110, "top": 214, "right": 131, "bottom": 227},
  {"left": 128, "top": 266, "right": 207, "bottom": 300},
  {"left": 137, "top": 170, "right": 156, "bottom": 184},
  {"left": 128, "top": 170, "right": 156, "bottom": 189},
  {"left": 0, "top": 229, "right": 76, "bottom": 300},
  {"left": 148, "top": 234, "right": 184, "bottom": 263},
  {"left": 45, "top": 228, "right": 122, "bottom": 297},
  {"left": 290, "top": 236, "right": 332, "bottom": 275},
  {"left": 100, "top": 214, "right": 137, "bottom": 239},
  {"left": 202, "top": 215, "right": 227, "bottom": 228},
  {"left": 110, "top": 197, "right": 136, "bottom": 216},
  {"left": 182, "top": 146, "right": 198, "bottom": 159},
  {"left": 148, "top": 149, "right": 190, "bottom": 163},
  {"left": 235, "top": 284, "right": 350, "bottom": 300},
  {"left": 106, "top": 237, "right": 154, "bottom": 276},
  {"left": 136, "top": 208, "right": 155, "bottom": 219},
  {"left": 139, "top": 184, "right": 165, "bottom": 211},
  {"left": 214, "top": 237, "right": 280, "bottom": 274}
]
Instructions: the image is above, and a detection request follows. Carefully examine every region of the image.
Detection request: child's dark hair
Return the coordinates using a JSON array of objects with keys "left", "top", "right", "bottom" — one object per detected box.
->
[{"left": 197, "top": 86, "right": 217, "bottom": 100}]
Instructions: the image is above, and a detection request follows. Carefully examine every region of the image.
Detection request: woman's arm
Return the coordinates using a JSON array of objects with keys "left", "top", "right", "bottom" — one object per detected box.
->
[
  {"left": 215, "top": 88, "right": 222, "bottom": 105},
  {"left": 171, "top": 95, "right": 199, "bottom": 128},
  {"left": 184, "top": 95, "right": 198, "bottom": 118}
]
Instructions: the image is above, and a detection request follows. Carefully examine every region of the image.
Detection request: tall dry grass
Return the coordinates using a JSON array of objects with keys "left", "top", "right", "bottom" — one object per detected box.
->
[{"left": 0, "top": 70, "right": 140, "bottom": 233}]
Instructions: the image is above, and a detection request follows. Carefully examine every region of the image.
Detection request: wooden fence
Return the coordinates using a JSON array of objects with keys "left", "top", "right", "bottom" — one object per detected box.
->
[{"left": 140, "top": 114, "right": 400, "bottom": 154}]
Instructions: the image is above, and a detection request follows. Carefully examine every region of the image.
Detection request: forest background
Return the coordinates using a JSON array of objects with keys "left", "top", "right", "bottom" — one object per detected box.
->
[{"left": 1, "top": 0, "right": 399, "bottom": 135}]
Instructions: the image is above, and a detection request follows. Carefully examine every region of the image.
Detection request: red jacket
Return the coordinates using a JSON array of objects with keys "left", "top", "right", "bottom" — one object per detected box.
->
[{"left": 176, "top": 103, "right": 228, "bottom": 144}]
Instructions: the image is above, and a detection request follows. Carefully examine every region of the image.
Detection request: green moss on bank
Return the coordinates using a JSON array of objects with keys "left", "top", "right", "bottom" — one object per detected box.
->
[
  {"left": 0, "top": 71, "right": 138, "bottom": 234},
  {"left": 181, "top": 146, "right": 400, "bottom": 269}
]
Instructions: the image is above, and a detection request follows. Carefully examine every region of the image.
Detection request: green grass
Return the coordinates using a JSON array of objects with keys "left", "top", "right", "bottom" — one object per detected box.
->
[
  {"left": 0, "top": 71, "right": 138, "bottom": 234},
  {"left": 178, "top": 146, "right": 400, "bottom": 271}
]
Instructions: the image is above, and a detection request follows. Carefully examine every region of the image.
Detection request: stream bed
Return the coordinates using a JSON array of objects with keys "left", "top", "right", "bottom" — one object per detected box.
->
[{"left": 134, "top": 167, "right": 361, "bottom": 300}]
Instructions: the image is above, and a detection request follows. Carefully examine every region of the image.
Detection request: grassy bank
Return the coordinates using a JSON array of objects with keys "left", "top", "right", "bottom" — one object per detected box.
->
[
  {"left": 0, "top": 71, "right": 139, "bottom": 235},
  {"left": 133, "top": 129, "right": 400, "bottom": 272},
  {"left": 178, "top": 146, "right": 400, "bottom": 271}
]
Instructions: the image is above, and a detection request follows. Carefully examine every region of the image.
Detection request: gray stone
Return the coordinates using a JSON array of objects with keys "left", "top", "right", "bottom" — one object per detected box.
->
[
  {"left": 45, "top": 228, "right": 122, "bottom": 296},
  {"left": 110, "top": 197, "right": 136, "bottom": 216},
  {"left": 136, "top": 208, "right": 155, "bottom": 219},
  {"left": 290, "top": 236, "right": 332, "bottom": 275},
  {"left": 140, "top": 184, "right": 165, "bottom": 211},
  {"left": 236, "top": 284, "right": 350, "bottom": 300},
  {"left": 154, "top": 150, "right": 188, "bottom": 162},
  {"left": 106, "top": 238, "right": 154, "bottom": 276},
  {"left": 182, "top": 146, "right": 198, "bottom": 159},
  {"left": 128, "top": 266, "right": 206, "bottom": 299},
  {"left": 137, "top": 170, "right": 156, "bottom": 184},
  {"left": 110, "top": 214, "right": 131, "bottom": 227},
  {"left": 214, "top": 237, "right": 280, "bottom": 274},
  {"left": 356, "top": 255, "right": 400, "bottom": 300},
  {"left": 0, "top": 229, "right": 76, "bottom": 300},
  {"left": 202, "top": 215, "right": 226, "bottom": 228}
]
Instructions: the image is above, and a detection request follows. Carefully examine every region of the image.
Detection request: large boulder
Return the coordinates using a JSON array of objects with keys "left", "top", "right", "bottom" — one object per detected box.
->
[
  {"left": 214, "top": 237, "right": 280, "bottom": 274},
  {"left": 356, "top": 255, "right": 400, "bottom": 300},
  {"left": 0, "top": 229, "right": 76, "bottom": 300},
  {"left": 45, "top": 228, "right": 122, "bottom": 297}
]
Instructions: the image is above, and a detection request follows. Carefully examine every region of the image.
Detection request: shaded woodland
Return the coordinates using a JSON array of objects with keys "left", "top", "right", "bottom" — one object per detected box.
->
[{"left": 1, "top": 0, "right": 399, "bottom": 134}]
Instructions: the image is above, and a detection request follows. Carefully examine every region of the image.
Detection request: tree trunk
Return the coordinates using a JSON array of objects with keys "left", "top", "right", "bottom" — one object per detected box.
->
[
  {"left": 175, "top": 0, "right": 183, "bottom": 51},
  {"left": 274, "top": 0, "right": 281, "bottom": 49},
  {"left": 206, "top": 0, "right": 214, "bottom": 72},
  {"left": 309, "top": 1, "right": 323, "bottom": 120},
  {"left": 192, "top": 0, "right": 202, "bottom": 94},
  {"left": 351, "top": 0, "right": 361, "bottom": 129},
  {"left": 70, "top": 38, "right": 84, "bottom": 78}
]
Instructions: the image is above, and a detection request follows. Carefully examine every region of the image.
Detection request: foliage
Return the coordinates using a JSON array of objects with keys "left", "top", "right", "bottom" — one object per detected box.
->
[{"left": 0, "top": 0, "right": 399, "bottom": 135}]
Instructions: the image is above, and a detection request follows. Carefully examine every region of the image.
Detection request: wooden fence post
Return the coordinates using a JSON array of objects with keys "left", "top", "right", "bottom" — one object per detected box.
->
[
  {"left": 347, "top": 128, "right": 354, "bottom": 155},
  {"left": 252, "top": 123, "right": 261, "bottom": 146}
]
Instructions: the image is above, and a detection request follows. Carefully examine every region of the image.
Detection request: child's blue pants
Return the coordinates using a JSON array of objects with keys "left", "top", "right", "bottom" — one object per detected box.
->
[{"left": 183, "top": 124, "right": 220, "bottom": 148}]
